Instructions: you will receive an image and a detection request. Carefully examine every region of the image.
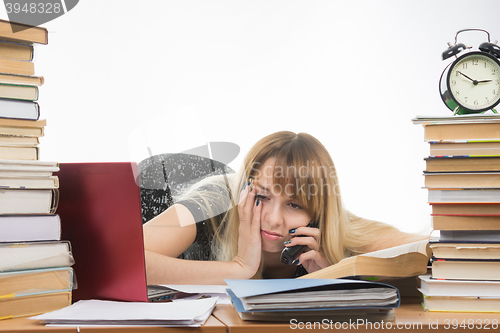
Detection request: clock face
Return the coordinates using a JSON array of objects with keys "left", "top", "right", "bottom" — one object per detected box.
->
[{"left": 447, "top": 51, "right": 500, "bottom": 112}]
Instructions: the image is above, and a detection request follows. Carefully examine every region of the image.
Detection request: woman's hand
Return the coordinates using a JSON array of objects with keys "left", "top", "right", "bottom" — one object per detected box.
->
[
  {"left": 285, "top": 225, "right": 329, "bottom": 273},
  {"left": 232, "top": 179, "right": 263, "bottom": 278}
]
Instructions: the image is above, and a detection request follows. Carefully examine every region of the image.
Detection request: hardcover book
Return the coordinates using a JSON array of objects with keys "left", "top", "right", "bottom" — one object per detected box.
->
[
  {"left": 0, "top": 188, "right": 58, "bottom": 214},
  {"left": 432, "top": 215, "right": 500, "bottom": 231},
  {"left": 0, "top": 145, "right": 38, "bottom": 160},
  {"left": 0, "top": 19, "right": 48, "bottom": 44},
  {"left": 432, "top": 258, "right": 500, "bottom": 281},
  {"left": 429, "top": 141, "right": 500, "bottom": 157},
  {"left": 426, "top": 156, "right": 500, "bottom": 172},
  {"left": 0, "top": 59, "right": 34, "bottom": 76},
  {"left": 0, "top": 98, "right": 40, "bottom": 120},
  {"left": 421, "top": 294, "right": 500, "bottom": 313},
  {"left": 0, "top": 83, "right": 38, "bottom": 101},
  {"left": 413, "top": 114, "right": 500, "bottom": 141},
  {"left": 0, "top": 175, "right": 59, "bottom": 189},
  {"left": 430, "top": 241, "right": 500, "bottom": 260},
  {"left": 0, "top": 136, "right": 39, "bottom": 147},
  {"left": 0, "top": 40, "right": 33, "bottom": 61},
  {"left": 428, "top": 189, "right": 500, "bottom": 204},
  {"left": 0, "top": 214, "right": 61, "bottom": 242},
  {"left": 419, "top": 274, "right": 500, "bottom": 297},
  {"left": 0, "top": 118, "right": 45, "bottom": 137},
  {"left": 298, "top": 240, "right": 430, "bottom": 280},
  {"left": 431, "top": 203, "right": 500, "bottom": 216},
  {"left": 0, "top": 267, "right": 73, "bottom": 298},
  {"left": 424, "top": 172, "right": 500, "bottom": 188},
  {"left": 0, "top": 291, "right": 71, "bottom": 319},
  {"left": 0, "top": 241, "right": 73, "bottom": 273},
  {"left": 0, "top": 73, "right": 44, "bottom": 86}
]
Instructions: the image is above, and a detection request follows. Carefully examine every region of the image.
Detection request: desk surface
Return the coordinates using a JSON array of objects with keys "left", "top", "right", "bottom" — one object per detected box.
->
[
  {"left": 2, "top": 298, "right": 500, "bottom": 333},
  {"left": 0, "top": 316, "right": 226, "bottom": 333},
  {"left": 212, "top": 298, "right": 500, "bottom": 333}
]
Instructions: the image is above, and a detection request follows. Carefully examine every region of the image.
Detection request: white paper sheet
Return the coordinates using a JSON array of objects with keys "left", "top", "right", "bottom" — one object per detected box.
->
[
  {"left": 165, "top": 284, "right": 231, "bottom": 304},
  {"left": 30, "top": 297, "right": 218, "bottom": 327}
]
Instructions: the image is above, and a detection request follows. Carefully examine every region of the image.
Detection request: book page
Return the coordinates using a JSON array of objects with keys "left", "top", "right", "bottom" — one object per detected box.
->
[{"left": 359, "top": 240, "right": 429, "bottom": 259}]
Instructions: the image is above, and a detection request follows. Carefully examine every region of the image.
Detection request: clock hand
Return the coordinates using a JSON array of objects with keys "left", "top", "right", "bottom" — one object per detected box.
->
[
  {"left": 457, "top": 71, "right": 475, "bottom": 82},
  {"left": 457, "top": 71, "right": 486, "bottom": 86}
]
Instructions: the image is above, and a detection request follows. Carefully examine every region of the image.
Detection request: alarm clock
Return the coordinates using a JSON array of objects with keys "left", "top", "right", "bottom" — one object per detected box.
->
[{"left": 439, "top": 29, "right": 500, "bottom": 115}]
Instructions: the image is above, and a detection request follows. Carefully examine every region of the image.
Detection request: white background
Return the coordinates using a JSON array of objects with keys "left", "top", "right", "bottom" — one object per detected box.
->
[{"left": 2, "top": 0, "right": 500, "bottom": 233}]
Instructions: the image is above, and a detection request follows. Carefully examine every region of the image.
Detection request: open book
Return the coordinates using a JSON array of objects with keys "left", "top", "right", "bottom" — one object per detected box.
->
[{"left": 299, "top": 240, "right": 431, "bottom": 279}]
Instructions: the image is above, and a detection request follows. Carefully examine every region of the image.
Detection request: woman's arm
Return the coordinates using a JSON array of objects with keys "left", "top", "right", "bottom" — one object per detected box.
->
[
  {"left": 144, "top": 250, "right": 249, "bottom": 285},
  {"left": 143, "top": 203, "right": 252, "bottom": 285},
  {"left": 143, "top": 181, "right": 265, "bottom": 285}
]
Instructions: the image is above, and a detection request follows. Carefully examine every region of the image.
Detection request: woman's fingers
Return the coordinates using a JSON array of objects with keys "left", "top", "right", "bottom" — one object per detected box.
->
[
  {"left": 252, "top": 194, "right": 262, "bottom": 232},
  {"left": 234, "top": 178, "right": 262, "bottom": 277},
  {"left": 238, "top": 182, "right": 249, "bottom": 205},
  {"left": 296, "top": 250, "right": 329, "bottom": 272},
  {"left": 285, "top": 225, "right": 321, "bottom": 251},
  {"left": 242, "top": 194, "right": 256, "bottom": 226},
  {"left": 284, "top": 225, "right": 326, "bottom": 272},
  {"left": 238, "top": 178, "right": 256, "bottom": 222},
  {"left": 291, "top": 225, "right": 320, "bottom": 240},
  {"left": 284, "top": 236, "right": 319, "bottom": 251}
]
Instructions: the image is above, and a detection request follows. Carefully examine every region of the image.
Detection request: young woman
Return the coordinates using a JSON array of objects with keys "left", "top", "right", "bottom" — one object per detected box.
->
[{"left": 143, "top": 131, "right": 426, "bottom": 284}]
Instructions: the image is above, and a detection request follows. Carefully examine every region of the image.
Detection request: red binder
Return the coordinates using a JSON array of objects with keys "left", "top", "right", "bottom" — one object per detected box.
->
[{"left": 57, "top": 162, "right": 149, "bottom": 302}]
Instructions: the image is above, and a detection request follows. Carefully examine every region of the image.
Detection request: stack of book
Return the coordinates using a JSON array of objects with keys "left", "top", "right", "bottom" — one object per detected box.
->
[
  {"left": 0, "top": 19, "right": 74, "bottom": 320},
  {"left": 413, "top": 114, "right": 500, "bottom": 313}
]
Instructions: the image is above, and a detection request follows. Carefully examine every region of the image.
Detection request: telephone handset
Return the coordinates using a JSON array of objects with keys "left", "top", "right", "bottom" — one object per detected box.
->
[{"left": 280, "top": 220, "right": 317, "bottom": 265}]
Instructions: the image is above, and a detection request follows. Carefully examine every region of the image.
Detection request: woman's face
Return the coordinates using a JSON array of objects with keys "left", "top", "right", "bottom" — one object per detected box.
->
[{"left": 253, "top": 158, "right": 312, "bottom": 253}]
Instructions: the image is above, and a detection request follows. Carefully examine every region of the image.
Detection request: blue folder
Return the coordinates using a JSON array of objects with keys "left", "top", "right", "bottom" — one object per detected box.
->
[{"left": 225, "top": 278, "right": 400, "bottom": 313}]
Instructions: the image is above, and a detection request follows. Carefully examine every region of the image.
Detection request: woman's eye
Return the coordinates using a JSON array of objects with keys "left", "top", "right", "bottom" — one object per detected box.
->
[
  {"left": 256, "top": 194, "right": 269, "bottom": 201},
  {"left": 289, "top": 202, "right": 302, "bottom": 209}
]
